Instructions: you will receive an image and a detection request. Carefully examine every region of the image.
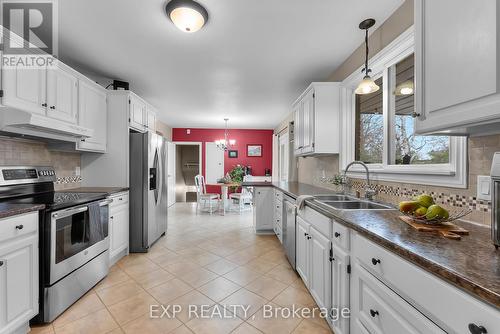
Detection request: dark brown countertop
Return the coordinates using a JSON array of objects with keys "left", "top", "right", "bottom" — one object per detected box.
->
[
  {"left": 243, "top": 181, "right": 500, "bottom": 308},
  {"left": 0, "top": 203, "right": 45, "bottom": 219},
  {"left": 60, "top": 187, "right": 129, "bottom": 195}
]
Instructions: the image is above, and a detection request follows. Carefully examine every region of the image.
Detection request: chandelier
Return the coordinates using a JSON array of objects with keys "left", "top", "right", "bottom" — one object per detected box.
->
[{"left": 215, "top": 118, "right": 236, "bottom": 151}]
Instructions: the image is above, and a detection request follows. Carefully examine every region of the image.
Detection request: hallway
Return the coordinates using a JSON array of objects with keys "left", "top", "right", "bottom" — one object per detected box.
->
[{"left": 31, "top": 203, "right": 331, "bottom": 334}]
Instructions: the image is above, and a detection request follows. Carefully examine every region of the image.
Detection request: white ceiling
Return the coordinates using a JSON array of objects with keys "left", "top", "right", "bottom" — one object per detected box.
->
[{"left": 58, "top": 0, "right": 403, "bottom": 129}]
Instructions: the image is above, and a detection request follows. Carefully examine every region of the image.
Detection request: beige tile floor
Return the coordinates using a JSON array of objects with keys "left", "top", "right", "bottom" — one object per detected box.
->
[{"left": 30, "top": 203, "right": 332, "bottom": 334}]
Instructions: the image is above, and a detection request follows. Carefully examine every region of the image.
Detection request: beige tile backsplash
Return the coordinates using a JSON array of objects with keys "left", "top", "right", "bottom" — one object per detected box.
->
[
  {"left": 0, "top": 137, "right": 81, "bottom": 190},
  {"left": 298, "top": 134, "right": 500, "bottom": 226}
]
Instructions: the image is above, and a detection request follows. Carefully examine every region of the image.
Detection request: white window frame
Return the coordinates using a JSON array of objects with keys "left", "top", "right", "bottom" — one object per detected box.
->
[{"left": 340, "top": 26, "right": 468, "bottom": 188}]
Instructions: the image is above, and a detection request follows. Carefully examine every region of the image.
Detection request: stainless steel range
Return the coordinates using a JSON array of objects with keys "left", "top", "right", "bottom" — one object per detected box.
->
[{"left": 0, "top": 166, "right": 111, "bottom": 323}]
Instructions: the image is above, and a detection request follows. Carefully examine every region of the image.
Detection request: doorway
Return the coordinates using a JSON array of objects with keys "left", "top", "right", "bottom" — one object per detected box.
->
[{"left": 174, "top": 142, "right": 202, "bottom": 202}]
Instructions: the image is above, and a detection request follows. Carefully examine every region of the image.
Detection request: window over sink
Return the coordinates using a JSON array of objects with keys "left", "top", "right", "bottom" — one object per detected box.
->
[{"left": 344, "top": 28, "right": 467, "bottom": 188}]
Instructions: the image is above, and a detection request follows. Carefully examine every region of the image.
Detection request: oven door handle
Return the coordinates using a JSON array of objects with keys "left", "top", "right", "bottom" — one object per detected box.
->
[
  {"left": 52, "top": 206, "right": 88, "bottom": 219},
  {"left": 99, "top": 199, "right": 113, "bottom": 207}
]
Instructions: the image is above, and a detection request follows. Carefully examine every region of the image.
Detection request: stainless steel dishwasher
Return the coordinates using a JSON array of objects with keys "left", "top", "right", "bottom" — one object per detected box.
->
[{"left": 283, "top": 195, "right": 296, "bottom": 269}]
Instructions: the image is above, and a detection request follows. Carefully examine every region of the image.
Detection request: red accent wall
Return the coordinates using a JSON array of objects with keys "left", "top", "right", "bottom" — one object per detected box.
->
[{"left": 172, "top": 128, "right": 273, "bottom": 193}]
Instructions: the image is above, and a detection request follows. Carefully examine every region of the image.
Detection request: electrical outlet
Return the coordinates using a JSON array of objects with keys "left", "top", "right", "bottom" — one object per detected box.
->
[
  {"left": 477, "top": 175, "right": 491, "bottom": 201},
  {"left": 75, "top": 166, "right": 81, "bottom": 176}
]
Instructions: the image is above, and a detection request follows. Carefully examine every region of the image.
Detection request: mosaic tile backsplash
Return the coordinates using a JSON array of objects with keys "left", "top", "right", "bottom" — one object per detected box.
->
[
  {"left": 0, "top": 137, "right": 81, "bottom": 190},
  {"left": 298, "top": 134, "right": 500, "bottom": 226}
]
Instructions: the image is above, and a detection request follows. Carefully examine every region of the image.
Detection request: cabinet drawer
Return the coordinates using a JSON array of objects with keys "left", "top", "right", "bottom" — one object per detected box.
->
[
  {"left": 0, "top": 212, "right": 38, "bottom": 243},
  {"left": 352, "top": 233, "right": 500, "bottom": 333},
  {"left": 297, "top": 206, "right": 331, "bottom": 237},
  {"left": 331, "top": 219, "right": 350, "bottom": 251},
  {"left": 353, "top": 264, "right": 445, "bottom": 334},
  {"left": 109, "top": 192, "right": 129, "bottom": 208}
]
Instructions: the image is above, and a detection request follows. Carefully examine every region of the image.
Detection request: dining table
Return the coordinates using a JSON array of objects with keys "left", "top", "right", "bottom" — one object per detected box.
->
[{"left": 206, "top": 182, "right": 240, "bottom": 215}]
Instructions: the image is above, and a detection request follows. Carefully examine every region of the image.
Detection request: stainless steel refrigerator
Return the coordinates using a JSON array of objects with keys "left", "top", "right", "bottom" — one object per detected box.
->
[{"left": 129, "top": 131, "right": 167, "bottom": 252}]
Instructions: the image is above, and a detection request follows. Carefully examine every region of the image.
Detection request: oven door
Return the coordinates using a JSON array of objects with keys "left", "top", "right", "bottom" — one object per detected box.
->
[{"left": 49, "top": 200, "right": 110, "bottom": 284}]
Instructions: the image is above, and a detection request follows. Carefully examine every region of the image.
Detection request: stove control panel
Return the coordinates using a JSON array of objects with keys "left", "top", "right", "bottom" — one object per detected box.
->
[{"left": 0, "top": 166, "right": 56, "bottom": 184}]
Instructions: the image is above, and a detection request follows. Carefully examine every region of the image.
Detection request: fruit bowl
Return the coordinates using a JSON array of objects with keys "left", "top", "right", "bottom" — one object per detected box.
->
[{"left": 401, "top": 208, "right": 472, "bottom": 225}]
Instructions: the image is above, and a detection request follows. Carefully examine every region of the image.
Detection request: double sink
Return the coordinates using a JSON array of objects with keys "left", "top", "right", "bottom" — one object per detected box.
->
[{"left": 313, "top": 194, "right": 394, "bottom": 211}]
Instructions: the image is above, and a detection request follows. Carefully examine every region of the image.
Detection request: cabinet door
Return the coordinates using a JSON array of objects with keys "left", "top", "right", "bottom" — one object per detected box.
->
[
  {"left": 331, "top": 245, "right": 350, "bottom": 334},
  {"left": 309, "top": 226, "right": 331, "bottom": 310},
  {"left": 76, "top": 79, "right": 107, "bottom": 152},
  {"left": 301, "top": 89, "right": 315, "bottom": 154},
  {"left": 0, "top": 236, "right": 38, "bottom": 333},
  {"left": 296, "top": 216, "right": 310, "bottom": 286},
  {"left": 1, "top": 66, "right": 47, "bottom": 115},
  {"left": 110, "top": 207, "right": 129, "bottom": 258},
  {"left": 415, "top": 0, "right": 499, "bottom": 133},
  {"left": 146, "top": 108, "right": 156, "bottom": 132},
  {"left": 253, "top": 188, "right": 274, "bottom": 231},
  {"left": 46, "top": 63, "right": 78, "bottom": 124},
  {"left": 293, "top": 102, "right": 303, "bottom": 153},
  {"left": 129, "top": 95, "right": 146, "bottom": 132}
]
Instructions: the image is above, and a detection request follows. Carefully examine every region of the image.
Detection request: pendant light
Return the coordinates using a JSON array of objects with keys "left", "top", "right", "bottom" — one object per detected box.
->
[
  {"left": 355, "top": 18, "right": 380, "bottom": 95},
  {"left": 165, "top": 0, "right": 208, "bottom": 33},
  {"left": 215, "top": 118, "right": 236, "bottom": 151}
]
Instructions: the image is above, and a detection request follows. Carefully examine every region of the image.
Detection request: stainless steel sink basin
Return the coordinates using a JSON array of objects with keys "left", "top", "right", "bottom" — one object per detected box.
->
[
  {"left": 320, "top": 200, "right": 393, "bottom": 210},
  {"left": 313, "top": 194, "right": 356, "bottom": 201}
]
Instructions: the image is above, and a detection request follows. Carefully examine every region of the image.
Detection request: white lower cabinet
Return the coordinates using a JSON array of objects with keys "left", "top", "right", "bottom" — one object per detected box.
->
[
  {"left": 253, "top": 187, "right": 274, "bottom": 233},
  {"left": 0, "top": 212, "right": 39, "bottom": 334},
  {"left": 331, "top": 244, "right": 350, "bottom": 334},
  {"left": 108, "top": 192, "right": 129, "bottom": 265},
  {"left": 295, "top": 216, "right": 310, "bottom": 286},
  {"left": 309, "top": 226, "right": 331, "bottom": 311},
  {"left": 350, "top": 263, "right": 445, "bottom": 334}
]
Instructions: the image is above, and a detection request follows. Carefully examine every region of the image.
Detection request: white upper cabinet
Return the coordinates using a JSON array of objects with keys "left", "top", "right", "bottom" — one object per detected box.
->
[
  {"left": 293, "top": 82, "right": 341, "bottom": 156},
  {"left": 129, "top": 94, "right": 146, "bottom": 132},
  {"left": 145, "top": 105, "right": 157, "bottom": 132},
  {"left": 46, "top": 62, "right": 78, "bottom": 124},
  {"left": 76, "top": 77, "right": 107, "bottom": 153},
  {"left": 1, "top": 65, "right": 47, "bottom": 115},
  {"left": 414, "top": 0, "right": 500, "bottom": 135}
]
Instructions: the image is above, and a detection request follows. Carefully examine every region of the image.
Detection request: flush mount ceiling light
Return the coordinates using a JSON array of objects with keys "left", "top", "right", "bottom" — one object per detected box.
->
[
  {"left": 355, "top": 18, "right": 380, "bottom": 95},
  {"left": 165, "top": 0, "right": 208, "bottom": 33},
  {"left": 394, "top": 80, "right": 414, "bottom": 96}
]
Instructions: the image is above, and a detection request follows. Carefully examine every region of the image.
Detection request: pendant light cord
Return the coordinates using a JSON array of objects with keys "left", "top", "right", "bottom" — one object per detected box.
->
[{"left": 364, "top": 28, "right": 369, "bottom": 75}]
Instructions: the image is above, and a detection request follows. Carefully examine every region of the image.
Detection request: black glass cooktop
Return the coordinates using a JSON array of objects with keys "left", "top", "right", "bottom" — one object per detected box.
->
[{"left": 5, "top": 191, "right": 107, "bottom": 211}]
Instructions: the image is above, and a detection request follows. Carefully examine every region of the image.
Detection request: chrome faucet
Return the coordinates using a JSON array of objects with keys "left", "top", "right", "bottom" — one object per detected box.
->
[{"left": 343, "top": 161, "right": 376, "bottom": 200}]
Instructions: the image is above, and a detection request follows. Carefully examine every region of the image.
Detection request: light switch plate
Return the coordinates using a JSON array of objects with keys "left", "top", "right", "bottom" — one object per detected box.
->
[{"left": 477, "top": 175, "right": 491, "bottom": 201}]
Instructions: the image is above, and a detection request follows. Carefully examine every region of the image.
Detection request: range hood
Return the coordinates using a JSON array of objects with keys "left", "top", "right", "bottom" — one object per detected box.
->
[{"left": 0, "top": 109, "right": 93, "bottom": 142}]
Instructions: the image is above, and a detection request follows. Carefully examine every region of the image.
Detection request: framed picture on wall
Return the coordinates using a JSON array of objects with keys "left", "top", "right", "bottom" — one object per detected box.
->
[
  {"left": 228, "top": 150, "right": 238, "bottom": 158},
  {"left": 247, "top": 144, "right": 262, "bottom": 157}
]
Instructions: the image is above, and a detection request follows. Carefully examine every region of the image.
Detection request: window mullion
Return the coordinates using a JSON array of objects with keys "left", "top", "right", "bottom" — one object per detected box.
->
[{"left": 382, "top": 68, "right": 391, "bottom": 167}]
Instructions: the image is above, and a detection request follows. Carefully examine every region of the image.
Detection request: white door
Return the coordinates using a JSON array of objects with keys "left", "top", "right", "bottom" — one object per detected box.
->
[
  {"left": 129, "top": 95, "right": 146, "bottom": 132},
  {"left": 331, "top": 244, "right": 350, "bottom": 334},
  {"left": 46, "top": 63, "right": 78, "bottom": 124},
  {"left": 293, "top": 102, "right": 303, "bottom": 153},
  {"left": 309, "top": 227, "right": 331, "bottom": 311},
  {"left": 167, "top": 142, "right": 176, "bottom": 207},
  {"left": 296, "top": 216, "right": 310, "bottom": 286},
  {"left": 146, "top": 108, "right": 156, "bottom": 132},
  {"left": 76, "top": 79, "right": 107, "bottom": 152},
  {"left": 279, "top": 133, "right": 289, "bottom": 182},
  {"left": 205, "top": 142, "right": 224, "bottom": 184},
  {"left": 2, "top": 66, "right": 47, "bottom": 115}
]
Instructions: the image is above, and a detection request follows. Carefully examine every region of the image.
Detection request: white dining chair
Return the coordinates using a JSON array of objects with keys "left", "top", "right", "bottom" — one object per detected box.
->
[
  {"left": 194, "top": 174, "right": 220, "bottom": 214},
  {"left": 229, "top": 175, "right": 253, "bottom": 213}
]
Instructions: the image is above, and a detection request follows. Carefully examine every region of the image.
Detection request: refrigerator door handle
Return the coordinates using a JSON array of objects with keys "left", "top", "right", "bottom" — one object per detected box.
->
[
  {"left": 156, "top": 143, "right": 164, "bottom": 206},
  {"left": 153, "top": 147, "right": 159, "bottom": 203}
]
